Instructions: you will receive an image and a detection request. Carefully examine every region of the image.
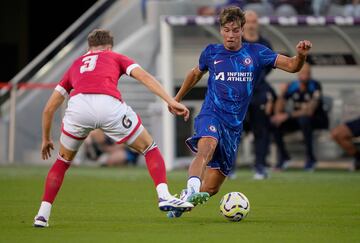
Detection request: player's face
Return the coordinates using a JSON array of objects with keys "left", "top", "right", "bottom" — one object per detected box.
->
[{"left": 221, "top": 22, "right": 243, "bottom": 51}]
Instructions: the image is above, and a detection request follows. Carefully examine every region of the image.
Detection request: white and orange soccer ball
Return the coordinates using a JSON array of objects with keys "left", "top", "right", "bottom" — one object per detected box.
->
[{"left": 220, "top": 192, "right": 250, "bottom": 222}]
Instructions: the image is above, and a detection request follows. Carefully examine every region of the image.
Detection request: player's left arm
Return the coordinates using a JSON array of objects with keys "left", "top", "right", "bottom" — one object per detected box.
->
[
  {"left": 41, "top": 90, "right": 65, "bottom": 160},
  {"left": 275, "top": 40, "right": 312, "bottom": 73}
]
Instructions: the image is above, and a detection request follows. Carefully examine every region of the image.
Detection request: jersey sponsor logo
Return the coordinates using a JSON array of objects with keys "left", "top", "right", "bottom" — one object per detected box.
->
[
  {"left": 122, "top": 115, "right": 133, "bottom": 129},
  {"left": 214, "top": 60, "right": 224, "bottom": 65},
  {"left": 215, "top": 72, "right": 225, "bottom": 81},
  {"left": 243, "top": 57, "right": 252, "bottom": 65},
  {"left": 215, "top": 72, "right": 253, "bottom": 82},
  {"left": 209, "top": 125, "right": 217, "bottom": 133}
]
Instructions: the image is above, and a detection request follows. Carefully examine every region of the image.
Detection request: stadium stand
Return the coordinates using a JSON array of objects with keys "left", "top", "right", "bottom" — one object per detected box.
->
[{"left": 1, "top": 0, "right": 360, "bottom": 170}]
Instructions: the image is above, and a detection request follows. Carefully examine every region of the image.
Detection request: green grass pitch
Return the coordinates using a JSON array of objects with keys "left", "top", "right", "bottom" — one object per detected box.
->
[{"left": 0, "top": 166, "right": 359, "bottom": 243}]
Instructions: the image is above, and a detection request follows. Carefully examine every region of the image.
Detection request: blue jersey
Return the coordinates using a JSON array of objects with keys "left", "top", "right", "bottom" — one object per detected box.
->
[{"left": 198, "top": 43, "right": 278, "bottom": 129}]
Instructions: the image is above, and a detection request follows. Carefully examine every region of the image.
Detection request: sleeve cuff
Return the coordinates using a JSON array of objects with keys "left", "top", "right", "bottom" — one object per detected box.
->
[
  {"left": 273, "top": 54, "right": 280, "bottom": 68},
  {"left": 126, "top": 64, "right": 140, "bottom": 76},
  {"left": 55, "top": 85, "right": 69, "bottom": 97}
]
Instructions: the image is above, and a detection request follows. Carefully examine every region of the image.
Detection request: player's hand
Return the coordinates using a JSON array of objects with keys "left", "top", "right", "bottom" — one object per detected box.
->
[
  {"left": 168, "top": 100, "right": 190, "bottom": 121},
  {"left": 296, "top": 40, "right": 312, "bottom": 56},
  {"left": 41, "top": 139, "right": 54, "bottom": 160}
]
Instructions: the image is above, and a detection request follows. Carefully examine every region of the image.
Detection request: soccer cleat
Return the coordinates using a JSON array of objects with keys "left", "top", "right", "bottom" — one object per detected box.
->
[
  {"left": 167, "top": 189, "right": 210, "bottom": 218},
  {"left": 186, "top": 192, "right": 210, "bottom": 206},
  {"left": 33, "top": 216, "right": 49, "bottom": 228},
  {"left": 158, "top": 196, "right": 194, "bottom": 212}
]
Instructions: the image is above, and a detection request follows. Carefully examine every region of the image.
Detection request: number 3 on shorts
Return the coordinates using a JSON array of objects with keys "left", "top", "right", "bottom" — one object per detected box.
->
[{"left": 80, "top": 55, "right": 98, "bottom": 73}]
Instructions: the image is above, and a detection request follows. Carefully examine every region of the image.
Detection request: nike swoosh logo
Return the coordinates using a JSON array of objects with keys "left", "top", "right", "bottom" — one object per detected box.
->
[{"left": 214, "top": 60, "right": 223, "bottom": 65}]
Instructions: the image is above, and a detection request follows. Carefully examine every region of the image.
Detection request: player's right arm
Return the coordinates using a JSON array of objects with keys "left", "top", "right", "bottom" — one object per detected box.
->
[
  {"left": 41, "top": 90, "right": 65, "bottom": 160},
  {"left": 175, "top": 66, "right": 207, "bottom": 102},
  {"left": 41, "top": 68, "right": 72, "bottom": 160}
]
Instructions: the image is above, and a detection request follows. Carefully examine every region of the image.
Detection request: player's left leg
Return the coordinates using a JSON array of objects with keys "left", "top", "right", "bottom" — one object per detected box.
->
[{"left": 128, "top": 127, "right": 193, "bottom": 212}]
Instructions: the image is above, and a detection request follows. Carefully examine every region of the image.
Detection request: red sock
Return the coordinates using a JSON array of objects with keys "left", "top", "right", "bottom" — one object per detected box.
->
[
  {"left": 42, "top": 156, "right": 71, "bottom": 203},
  {"left": 144, "top": 146, "right": 167, "bottom": 186}
]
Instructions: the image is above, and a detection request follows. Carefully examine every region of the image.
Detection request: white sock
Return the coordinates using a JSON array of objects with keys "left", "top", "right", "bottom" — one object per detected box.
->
[
  {"left": 187, "top": 176, "right": 201, "bottom": 194},
  {"left": 156, "top": 183, "right": 172, "bottom": 200},
  {"left": 37, "top": 201, "right": 52, "bottom": 220}
]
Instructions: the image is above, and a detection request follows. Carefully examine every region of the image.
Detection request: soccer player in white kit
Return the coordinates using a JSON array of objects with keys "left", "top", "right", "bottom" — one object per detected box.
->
[{"left": 34, "top": 29, "right": 193, "bottom": 227}]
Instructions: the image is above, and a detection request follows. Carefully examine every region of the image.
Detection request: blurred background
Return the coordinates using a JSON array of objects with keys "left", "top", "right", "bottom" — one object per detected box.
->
[{"left": 1, "top": 0, "right": 360, "bottom": 173}]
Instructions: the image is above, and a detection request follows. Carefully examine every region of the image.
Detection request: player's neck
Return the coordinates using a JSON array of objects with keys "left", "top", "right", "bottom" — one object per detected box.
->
[{"left": 224, "top": 43, "right": 242, "bottom": 52}]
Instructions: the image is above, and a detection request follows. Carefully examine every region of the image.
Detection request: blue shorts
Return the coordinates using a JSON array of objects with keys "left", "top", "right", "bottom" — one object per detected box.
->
[{"left": 186, "top": 114, "right": 242, "bottom": 176}]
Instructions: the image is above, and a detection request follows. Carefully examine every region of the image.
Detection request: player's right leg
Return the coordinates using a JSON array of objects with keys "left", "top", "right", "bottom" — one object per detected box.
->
[
  {"left": 167, "top": 137, "right": 215, "bottom": 218},
  {"left": 34, "top": 142, "right": 81, "bottom": 227},
  {"left": 185, "top": 137, "right": 217, "bottom": 200},
  {"left": 34, "top": 94, "right": 92, "bottom": 227},
  {"left": 127, "top": 128, "right": 193, "bottom": 212}
]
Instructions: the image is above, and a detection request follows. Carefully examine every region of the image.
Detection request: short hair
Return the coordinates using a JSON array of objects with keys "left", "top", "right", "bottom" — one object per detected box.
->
[
  {"left": 219, "top": 6, "right": 246, "bottom": 27},
  {"left": 87, "top": 29, "right": 114, "bottom": 48}
]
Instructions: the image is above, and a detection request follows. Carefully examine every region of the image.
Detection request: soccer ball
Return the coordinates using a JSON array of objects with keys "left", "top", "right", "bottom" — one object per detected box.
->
[{"left": 220, "top": 192, "right": 250, "bottom": 222}]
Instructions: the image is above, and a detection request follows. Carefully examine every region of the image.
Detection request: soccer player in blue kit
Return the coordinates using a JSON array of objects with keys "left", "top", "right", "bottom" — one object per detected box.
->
[{"left": 168, "top": 6, "right": 312, "bottom": 218}]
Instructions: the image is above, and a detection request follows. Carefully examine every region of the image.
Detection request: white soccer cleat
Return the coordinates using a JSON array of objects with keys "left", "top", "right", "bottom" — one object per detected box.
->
[
  {"left": 158, "top": 196, "right": 194, "bottom": 212},
  {"left": 33, "top": 216, "right": 49, "bottom": 228}
]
